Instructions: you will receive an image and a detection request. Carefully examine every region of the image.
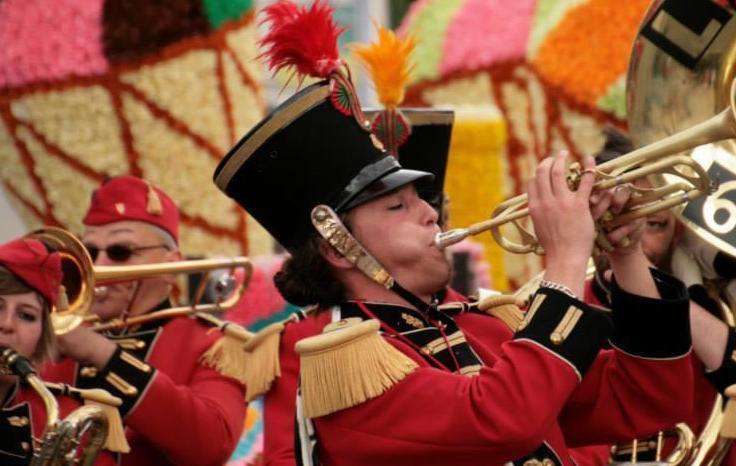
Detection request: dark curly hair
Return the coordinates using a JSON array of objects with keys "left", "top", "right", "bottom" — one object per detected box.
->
[
  {"left": 273, "top": 235, "right": 346, "bottom": 308},
  {"left": 593, "top": 126, "right": 633, "bottom": 165}
]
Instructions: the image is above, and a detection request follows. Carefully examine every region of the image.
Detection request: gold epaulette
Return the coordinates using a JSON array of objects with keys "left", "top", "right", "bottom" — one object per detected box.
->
[
  {"left": 295, "top": 319, "right": 418, "bottom": 419},
  {"left": 476, "top": 294, "right": 526, "bottom": 332},
  {"left": 45, "top": 383, "right": 130, "bottom": 453},
  {"left": 199, "top": 312, "right": 300, "bottom": 402},
  {"left": 198, "top": 313, "right": 253, "bottom": 390}
]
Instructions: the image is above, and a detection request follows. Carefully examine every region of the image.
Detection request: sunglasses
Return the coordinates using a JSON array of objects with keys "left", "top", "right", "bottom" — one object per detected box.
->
[{"left": 84, "top": 243, "right": 169, "bottom": 263}]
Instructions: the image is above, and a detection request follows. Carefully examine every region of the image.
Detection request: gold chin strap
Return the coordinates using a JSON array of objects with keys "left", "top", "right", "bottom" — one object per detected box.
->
[{"left": 311, "top": 205, "right": 394, "bottom": 289}]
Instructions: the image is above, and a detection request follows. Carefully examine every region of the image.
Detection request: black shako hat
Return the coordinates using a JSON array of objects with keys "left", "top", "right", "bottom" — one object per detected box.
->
[
  {"left": 364, "top": 108, "right": 453, "bottom": 209},
  {"left": 213, "top": 82, "right": 432, "bottom": 253}
]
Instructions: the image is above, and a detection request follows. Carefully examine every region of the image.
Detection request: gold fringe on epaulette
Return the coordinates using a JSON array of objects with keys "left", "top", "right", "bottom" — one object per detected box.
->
[
  {"left": 199, "top": 314, "right": 253, "bottom": 387},
  {"left": 721, "top": 386, "right": 736, "bottom": 438},
  {"left": 81, "top": 389, "right": 130, "bottom": 453},
  {"left": 295, "top": 319, "right": 418, "bottom": 418},
  {"left": 477, "top": 295, "right": 526, "bottom": 332},
  {"left": 241, "top": 322, "right": 285, "bottom": 401}
]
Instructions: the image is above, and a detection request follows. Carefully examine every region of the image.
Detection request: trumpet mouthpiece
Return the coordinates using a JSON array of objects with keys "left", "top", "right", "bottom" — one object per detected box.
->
[{"left": 435, "top": 229, "right": 469, "bottom": 249}]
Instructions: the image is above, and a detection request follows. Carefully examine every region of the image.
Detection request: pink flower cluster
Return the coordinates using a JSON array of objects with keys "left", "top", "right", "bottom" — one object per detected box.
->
[
  {"left": 0, "top": 0, "right": 108, "bottom": 88},
  {"left": 440, "top": 0, "right": 535, "bottom": 76},
  {"left": 226, "top": 255, "right": 288, "bottom": 327}
]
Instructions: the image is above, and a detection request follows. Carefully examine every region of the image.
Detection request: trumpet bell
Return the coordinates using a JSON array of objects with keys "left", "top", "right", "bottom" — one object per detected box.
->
[{"left": 628, "top": 0, "right": 736, "bottom": 257}]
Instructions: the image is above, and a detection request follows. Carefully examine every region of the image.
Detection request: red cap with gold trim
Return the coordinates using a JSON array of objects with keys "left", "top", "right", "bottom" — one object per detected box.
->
[
  {"left": 0, "top": 238, "right": 62, "bottom": 306},
  {"left": 83, "top": 176, "right": 179, "bottom": 242}
]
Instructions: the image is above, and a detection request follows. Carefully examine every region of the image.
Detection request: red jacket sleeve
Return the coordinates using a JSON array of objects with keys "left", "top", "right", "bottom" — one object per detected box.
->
[
  {"left": 124, "top": 363, "right": 246, "bottom": 466},
  {"left": 264, "top": 316, "right": 326, "bottom": 466},
  {"left": 560, "top": 269, "right": 694, "bottom": 446}
]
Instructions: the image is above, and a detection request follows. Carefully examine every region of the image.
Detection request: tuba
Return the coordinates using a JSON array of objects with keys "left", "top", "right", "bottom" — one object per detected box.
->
[
  {"left": 0, "top": 347, "right": 110, "bottom": 466},
  {"left": 611, "top": 0, "right": 736, "bottom": 464}
]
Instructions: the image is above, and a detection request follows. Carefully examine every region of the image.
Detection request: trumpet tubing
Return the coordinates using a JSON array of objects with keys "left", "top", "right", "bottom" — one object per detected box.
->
[{"left": 435, "top": 87, "right": 736, "bottom": 254}]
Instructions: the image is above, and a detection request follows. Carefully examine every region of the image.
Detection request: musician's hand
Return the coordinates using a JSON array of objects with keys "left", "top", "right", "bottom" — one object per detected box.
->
[
  {"left": 56, "top": 326, "right": 116, "bottom": 369},
  {"left": 590, "top": 184, "right": 645, "bottom": 258},
  {"left": 529, "top": 151, "right": 596, "bottom": 297}
]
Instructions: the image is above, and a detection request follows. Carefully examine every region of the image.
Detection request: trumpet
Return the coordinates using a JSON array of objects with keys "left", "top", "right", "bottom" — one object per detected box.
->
[
  {"left": 27, "top": 227, "right": 252, "bottom": 334},
  {"left": 434, "top": 81, "right": 736, "bottom": 254},
  {"left": 0, "top": 347, "right": 111, "bottom": 466}
]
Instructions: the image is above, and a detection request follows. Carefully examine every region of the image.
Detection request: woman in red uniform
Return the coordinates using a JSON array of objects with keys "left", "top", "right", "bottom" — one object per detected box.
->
[{"left": 0, "top": 237, "right": 115, "bottom": 466}]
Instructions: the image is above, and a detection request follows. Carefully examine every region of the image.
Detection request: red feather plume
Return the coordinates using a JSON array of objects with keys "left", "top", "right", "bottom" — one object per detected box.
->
[{"left": 259, "top": 0, "right": 345, "bottom": 80}]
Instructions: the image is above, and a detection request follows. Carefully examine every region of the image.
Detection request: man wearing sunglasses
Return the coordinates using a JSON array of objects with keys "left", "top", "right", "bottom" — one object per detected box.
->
[{"left": 42, "top": 176, "right": 246, "bottom": 466}]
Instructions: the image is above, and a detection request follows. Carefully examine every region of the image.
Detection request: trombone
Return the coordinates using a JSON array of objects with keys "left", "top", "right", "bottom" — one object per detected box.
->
[
  {"left": 434, "top": 81, "right": 736, "bottom": 254},
  {"left": 27, "top": 227, "right": 253, "bottom": 335}
]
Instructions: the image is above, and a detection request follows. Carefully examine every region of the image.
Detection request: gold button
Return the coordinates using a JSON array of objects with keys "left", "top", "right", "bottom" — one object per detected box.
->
[
  {"left": 8, "top": 416, "right": 29, "bottom": 427},
  {"left": 80, "top": 366, "right": 98, "bottom": 378}
]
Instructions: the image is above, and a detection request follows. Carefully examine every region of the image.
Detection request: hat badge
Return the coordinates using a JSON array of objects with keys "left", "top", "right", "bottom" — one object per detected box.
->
[{"left": 115, "top": 203, "right": 126, "bottom": 215}]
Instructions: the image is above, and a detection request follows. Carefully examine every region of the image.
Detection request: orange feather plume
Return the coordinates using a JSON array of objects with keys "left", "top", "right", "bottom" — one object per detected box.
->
[{"left": 353, "top": 25, "right": 415, "bottom": 109}]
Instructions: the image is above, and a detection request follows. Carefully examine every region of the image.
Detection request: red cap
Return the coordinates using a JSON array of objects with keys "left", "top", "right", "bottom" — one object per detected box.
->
[
  {"left": 83, "top": 176, "right": 179, "bottom": 242},
  {"left": 0, "top": 238, "right": 62, "bottom": 306}
]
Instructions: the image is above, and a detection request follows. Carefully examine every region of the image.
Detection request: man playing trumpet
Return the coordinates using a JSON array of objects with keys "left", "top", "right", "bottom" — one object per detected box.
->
[
  {"left": 215, "top": 2, "right": 698, "bottom": 465},
  {"left": 42, "top": 175, "right": 246, "bottom": 466}
]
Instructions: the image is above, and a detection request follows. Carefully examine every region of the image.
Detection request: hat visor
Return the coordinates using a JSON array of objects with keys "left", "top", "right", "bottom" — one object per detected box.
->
[{"left": 341, "top": 169, "right": 434, "bottom": 212}]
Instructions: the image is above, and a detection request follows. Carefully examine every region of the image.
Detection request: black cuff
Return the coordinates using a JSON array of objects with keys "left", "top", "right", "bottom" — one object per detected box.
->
[
  {"left": 688, "top": 284, "right": 722, "bottom": 319},
  {"left": 609, "top": 268, "right": 691, "bottom": 359},
  {"left": 514, "top": 288, "right": 612, "bottom": 379},
  {"left": 715, "top": 252, "right": 736, "bottom": 280},
  {"left": 705, "top": 329, "right": 736, "bottom": 395},
  {"left": 96, "top": 346, "right": 156, "bottom": 417}
]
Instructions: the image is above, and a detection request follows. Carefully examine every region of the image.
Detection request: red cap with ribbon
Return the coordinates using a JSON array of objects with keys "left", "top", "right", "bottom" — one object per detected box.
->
[
  {"left": 83, "top": 176, "right": 179, "bottom": 242},
  {"left": 0, "top": 238, "right": 62, "bottom": 306}
]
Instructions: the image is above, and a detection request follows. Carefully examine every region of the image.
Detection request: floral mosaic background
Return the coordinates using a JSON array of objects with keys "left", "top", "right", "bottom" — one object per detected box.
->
[
  {"left": 400, "top": 0, "right": 653, "bottom": 288},
  {"left": 0, "top": 0, "right": 270, "bottom": 257}
]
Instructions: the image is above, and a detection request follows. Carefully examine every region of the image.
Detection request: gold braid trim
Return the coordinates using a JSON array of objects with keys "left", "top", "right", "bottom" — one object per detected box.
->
[
  {"left": 476, "top": 294, "right": 526, "bottom": 332},
  {"left": 295, "top": 319, "right": 417, "bottom": 418}
]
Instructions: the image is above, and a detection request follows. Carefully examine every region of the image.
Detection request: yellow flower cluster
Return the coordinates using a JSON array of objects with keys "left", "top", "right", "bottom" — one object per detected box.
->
[
  {"left": 0, "top": 19, "right": 265, "bottom": 258},
  {"left": 444, "top": 108, "right": 511, "bottom": 291}
]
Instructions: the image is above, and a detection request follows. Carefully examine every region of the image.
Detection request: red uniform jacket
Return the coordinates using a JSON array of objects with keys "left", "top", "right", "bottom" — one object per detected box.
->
[
  {"left": 42, "top": 315, "right": 247, "bottom": 466},
  {"left": 0, "top": 382, "right": 116, "bottom": 466},
  {"left": 575, "top": 276, "right": 727, "bottom": 466},
  {"left": 265, "top": 273, "right": 694, "bottom": 466}
]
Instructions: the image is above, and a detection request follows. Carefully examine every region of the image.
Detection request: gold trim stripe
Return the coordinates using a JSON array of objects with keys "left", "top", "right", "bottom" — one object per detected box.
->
[
  {"left": 518, "top": 294, "right": 546, "bottom": 331},
  {"left": 120, "top": 351, "right": 151, "bottom": 373},
  {"left": 115, "top": 338, "right": 145, "bottom": 350},
  {"left": 550, "top": 306, "right": 583, "bottom": 345},
  {"left": 362, "top": 108, "right": 455, "bottom": 126},
  {"left": 106, "top": 372, "right": 138, "bottom": 397},
  {"left": 459, "top": 364, "right": 482, "bottom": 376},
  {"left": 215, "top": 85, "right": 331, "bottom": 189},
  {"left": 423, "top": 331, "right": 466, "bottom": 354}
]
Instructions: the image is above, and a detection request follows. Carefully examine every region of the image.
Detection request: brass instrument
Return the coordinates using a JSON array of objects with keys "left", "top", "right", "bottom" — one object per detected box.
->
[
  {"left": 0, "top": 347, "right": 109, "bottom": 466},
  {"left": 434, "top": 97, "right": 729, "bottom": 253},
  {"left": 27, "top": 227, "right": 252, "bottom": 334}
]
